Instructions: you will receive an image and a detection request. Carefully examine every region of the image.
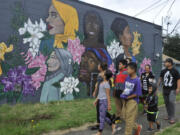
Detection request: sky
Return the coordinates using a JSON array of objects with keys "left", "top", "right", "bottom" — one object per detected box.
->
[{"left": 80, "top": 0, "right": 180, "bottom": 35}]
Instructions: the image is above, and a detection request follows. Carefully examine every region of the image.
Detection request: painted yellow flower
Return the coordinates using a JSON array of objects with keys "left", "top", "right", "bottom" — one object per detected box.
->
[
  {"left": 131, "top": 32, "right": 142, "bottom": 56},
  {"left": 0, "top": 42, "right": 13, "bottom": 75}
]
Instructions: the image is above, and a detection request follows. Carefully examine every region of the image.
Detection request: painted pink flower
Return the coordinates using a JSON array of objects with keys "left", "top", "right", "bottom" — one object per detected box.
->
[
  {"left": 67, "top": 38, "right": 85, "bottom": 64},
  {"left": 22, "top": 51, "right": 47, "bottom": 90},
  {"left": 109, "top": 63, "right": 115, "bottom": 74}
]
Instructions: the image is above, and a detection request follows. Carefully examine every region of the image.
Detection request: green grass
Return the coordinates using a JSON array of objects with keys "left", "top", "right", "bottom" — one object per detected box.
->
[
  {"left": 157, "top": 122, "right": 180, "bottom": 135},
  {"left": 0, "top": 94, "right": 180, "bottom": 135}
]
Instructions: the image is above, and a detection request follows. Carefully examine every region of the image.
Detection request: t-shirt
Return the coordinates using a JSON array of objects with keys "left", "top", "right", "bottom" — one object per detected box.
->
[
  {"left": 121, "top": 76, "right": 142, "bottom": 103},
  {"left": 98, "top": 82, "right": 110, "bottom": 100},
  {"left": 141, "top": 72, "right": 155, "bottom": 91},
  {"left": 160, "top": 68, "right": 180, "bottom": 90},
  {"left": 115, "top": 69, "right": 128, "bottom": 90}
]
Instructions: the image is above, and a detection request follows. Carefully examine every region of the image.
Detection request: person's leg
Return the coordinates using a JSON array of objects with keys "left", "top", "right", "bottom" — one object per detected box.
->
[
  {"left": 156, "top": 121, "right": 161, "bottom": 129},
  {"left": 149, "top": 122, "right": 153, "bottom": 129},
  {"left": 124, "top": 99, "right": 138, "bottom": 135},
  {"left": 115, "top": 97, "right": 122, "bottom": 118},
  {"left": 105, "top": 112, "right": 116, "bottom": 134},
  {"left": 98, "top": 100, "right": 108, "bottom": 133},
  {"left": 163, "top": 92, "right": 170, "bottom": 119},
  {"left": 169, "top": 90, "right": 176, "bottom": 122},
  {"left": 91, "top": 100, "right": 100, "bottom": 130},
  {"left": 96, "top": 100, "right": 100, "bottom": 124}
]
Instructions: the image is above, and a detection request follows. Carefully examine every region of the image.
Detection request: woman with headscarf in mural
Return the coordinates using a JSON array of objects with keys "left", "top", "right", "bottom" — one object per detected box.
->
[
  {"left": 111, "top": 17, "right": 136, "bottom": 72},
  {"left": 40, "top": 0, "right": 79, "bottom": 54},
  {"left": 40, "top": 49, "right": 73, "bottom": 103},
  {"left": 83, "top": 11, "right": 105, "bottom": 49}
]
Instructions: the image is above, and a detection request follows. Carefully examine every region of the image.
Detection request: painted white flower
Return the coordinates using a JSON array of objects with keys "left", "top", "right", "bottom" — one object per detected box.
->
[
  {"left": 60, "top": 77, "right": 80, "bottom": 95},
  {"left": 107, "top": 40, "right": 124, "bottom": 59},
  {"left": 18, "top": 18, "right": 46, "bottom": 57},
  {"left": 18, "top": 23, "right": 28, "bottom": 35}
]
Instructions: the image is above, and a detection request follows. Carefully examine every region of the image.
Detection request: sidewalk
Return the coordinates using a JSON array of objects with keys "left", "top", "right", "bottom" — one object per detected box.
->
[{"left": 59, "top": 102, "right": 180, "bottom": 135}]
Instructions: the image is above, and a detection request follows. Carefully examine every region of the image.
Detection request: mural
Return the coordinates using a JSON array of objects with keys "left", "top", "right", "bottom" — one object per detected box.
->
[{"left": 0, "top": 0, "right": 161, "bottom": 104}]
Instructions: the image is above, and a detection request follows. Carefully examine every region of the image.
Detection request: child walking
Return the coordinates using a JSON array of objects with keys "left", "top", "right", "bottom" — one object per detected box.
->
[
  {"left": 91, "top": 62, "right": 108, "bottom": 130},
  {"left": 145, "top": 83, "right": 161, "bottom": 132},
  {"left": 93, "top": 70, "right": 116, "bottom": 135},
  {"left": 120, "top": 62, "right": 142, "bottom": 135},
  {"left": 114, "top": 59, "right": 128, "bottom": 122}
]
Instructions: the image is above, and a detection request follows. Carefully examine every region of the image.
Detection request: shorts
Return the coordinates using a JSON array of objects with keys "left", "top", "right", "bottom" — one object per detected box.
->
[{"left": 147, "top": 112, "right": 159, "bottom": 122}]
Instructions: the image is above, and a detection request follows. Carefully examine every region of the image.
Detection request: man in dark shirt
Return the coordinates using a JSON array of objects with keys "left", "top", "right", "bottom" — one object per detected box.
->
[{"left": 157, "top": 58, "right": 180, "bottom": 124}]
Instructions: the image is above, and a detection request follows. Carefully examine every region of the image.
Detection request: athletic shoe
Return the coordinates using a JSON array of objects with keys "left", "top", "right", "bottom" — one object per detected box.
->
[
  {"left": 134, "top": 124, "right": 142, "bottom": 135},
  {"left": 146, "top": 128, "right": 154, "bottom": 132},
  {"left": 157, "top": 123, "right": 161, "bottom": 130},
  {"left": 90, "top": 125, "right": 99, "bottom": 130},
  {"left": 169, "top": 120, "right": 176, "bottom": 124}
]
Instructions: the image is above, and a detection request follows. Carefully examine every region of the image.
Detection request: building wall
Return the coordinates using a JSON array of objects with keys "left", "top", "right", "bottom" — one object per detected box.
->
[{"left": 0, "top": 0, "right": 162, "bottom": 104}]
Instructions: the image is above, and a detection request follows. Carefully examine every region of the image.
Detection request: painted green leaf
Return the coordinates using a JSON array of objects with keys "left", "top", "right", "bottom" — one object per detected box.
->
[
  {"left": 74, "top": 82, "right": 88, "bottom": 99},
  {"left": 52, "top": 82, "right": 61, "bottom": 88},
  {"left": 1, "top": 61, "right": 12, "bottom": 76},
  {"left": 75, "top": 31, "right": 85, "bottom": 43},
  {"left": 72, "top": 62, "right": 79, "bottom": 78},
  {"left": 62, "top": 42, "right": 68, "bottom": 49},
  {"left": 0, "top": 84, "right": 4, "bottom": 91},
  {"left": 25, "top": 67, "right": 40, "bottom": 75}
]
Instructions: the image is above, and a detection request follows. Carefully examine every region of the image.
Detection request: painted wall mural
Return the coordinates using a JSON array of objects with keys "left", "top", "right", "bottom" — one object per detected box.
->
[{"left": 0, "top": 0, "right": 162, "bottom": 104}]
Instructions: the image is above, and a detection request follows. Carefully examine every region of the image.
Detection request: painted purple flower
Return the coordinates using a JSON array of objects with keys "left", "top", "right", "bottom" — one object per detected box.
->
[
  {"left": 0, "top": 66, "right": 35, "bottom": 95},
  {"left": 1, "top": 77, "right": 14, "bottom": 92}
]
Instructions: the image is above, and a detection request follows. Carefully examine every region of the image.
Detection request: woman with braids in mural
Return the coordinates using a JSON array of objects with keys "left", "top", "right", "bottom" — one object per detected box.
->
[
  {"left": 40, "top": 0, "right": 79, "bottom": 53},
  {"left": 111, "top": 17, "right": 136, "bottom": 72},
  {"left": 40, "top": 49, "right": 73, "bottom": 103}
]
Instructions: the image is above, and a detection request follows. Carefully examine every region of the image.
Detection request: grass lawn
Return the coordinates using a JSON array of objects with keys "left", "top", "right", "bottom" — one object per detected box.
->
[
  {"left": 0, "top": 93, "right": 180, "bottom": 135},
  {"left": 157, "top": 122, "right": 180, "bottom": 135}
]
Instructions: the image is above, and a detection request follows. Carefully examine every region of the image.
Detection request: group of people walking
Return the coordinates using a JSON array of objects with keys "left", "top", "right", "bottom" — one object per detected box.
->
[{"left": 91, "top": 58, "right": 180, "bottom": 135}]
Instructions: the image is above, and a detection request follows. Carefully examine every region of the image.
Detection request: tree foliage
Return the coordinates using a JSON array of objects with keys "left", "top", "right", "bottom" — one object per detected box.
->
[{"left": 164, "top": 34, "right": 180, "bottom": 61}]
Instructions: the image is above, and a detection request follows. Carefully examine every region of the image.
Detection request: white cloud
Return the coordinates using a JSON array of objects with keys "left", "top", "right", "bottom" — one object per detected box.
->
[{"left": 80, "top": 0, "right": 180, "bottom": 34}]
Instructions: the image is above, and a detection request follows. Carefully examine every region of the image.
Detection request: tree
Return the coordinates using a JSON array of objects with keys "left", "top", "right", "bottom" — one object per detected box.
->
[{"left": 164, "top": 34, "right": 180, "bottom": 61}]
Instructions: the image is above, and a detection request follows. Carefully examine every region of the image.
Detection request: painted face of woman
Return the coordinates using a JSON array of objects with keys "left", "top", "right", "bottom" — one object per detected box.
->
[
  {"left": 85, "top": 14, "right": 100, "bottom": 38},
  {"left": 79, "top": 51, "right": 100, "bottom": 83},
  {"left": 119, "top": 26, "right": 132, "bottom": 47},
  {"left": 47, "top": 51, "right": 61, "bottom": 72},
  {"left": 46, "top": 5, "right": 65, "bottom": 35}
]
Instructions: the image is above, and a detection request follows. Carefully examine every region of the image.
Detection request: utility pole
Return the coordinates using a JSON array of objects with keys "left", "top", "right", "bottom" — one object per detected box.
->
[{"left": 167, "top": 22, "right": 170, "bottom": 36}]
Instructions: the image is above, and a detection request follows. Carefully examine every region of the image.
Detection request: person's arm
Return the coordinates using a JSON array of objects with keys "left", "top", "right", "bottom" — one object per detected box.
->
[
  {"left": 93, "top": 83, "right": 98, "bottom": 97},
  {"left": 176, "top": 78, "right": 180, "bottom": 94},
  {"left": 127, "top": 94, "right": 137, "bottom": 99},
  {"left": 157, "top": 77, "right": 162, "bottom": 90},
  {"left": 106, "top": 87, "right": 111, "bottom": 111},
  {"left": 93, "top": 98, "right": 98, "bottom": 106},
  {"left": 157, "top": 70, "right": 163, "bottom": 90}
]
